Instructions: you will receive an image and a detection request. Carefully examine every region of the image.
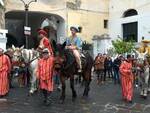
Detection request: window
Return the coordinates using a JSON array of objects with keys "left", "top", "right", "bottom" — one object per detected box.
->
[
  {"left": 123, "top": 9, "right": 138, "bottom": 18},
  {"left": 104, "top": 20, "right": 108, "bottom": 29}
]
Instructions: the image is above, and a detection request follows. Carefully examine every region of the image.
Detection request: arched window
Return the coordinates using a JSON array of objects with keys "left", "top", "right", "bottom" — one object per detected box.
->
[
  {"left": 41, "top": 18, "right": 57, "bottom": 30},
  {"left": 123, "top": 9, "right": 138, "bottom": 17}
]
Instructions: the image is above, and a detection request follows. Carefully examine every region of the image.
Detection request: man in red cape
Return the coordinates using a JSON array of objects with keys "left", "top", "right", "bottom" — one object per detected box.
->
[
  {"left": 0, "top": 48, "right": 11, "bottom": 97},
  {"left": 119, "top": 55, "right": 134, "bottom": 103},
  {"left": 37, "top": 29, "right": 54, "bottom": 56},
  {"left": 37, "top": 48, "right": 54, "bottom": 104}
]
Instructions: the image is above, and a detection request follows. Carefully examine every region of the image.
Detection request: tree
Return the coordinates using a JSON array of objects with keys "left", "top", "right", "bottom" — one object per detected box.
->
[{"left": 112, "top": 38, "right": 135, "bottom": 54}]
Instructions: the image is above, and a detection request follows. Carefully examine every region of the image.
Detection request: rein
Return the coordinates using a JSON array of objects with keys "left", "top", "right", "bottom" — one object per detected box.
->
[
  {"left": 26, "top": 56, "right": 39, "bottom": 65},
  {"left": 24, "top": 50, "right": 40, "bottom": 65}
]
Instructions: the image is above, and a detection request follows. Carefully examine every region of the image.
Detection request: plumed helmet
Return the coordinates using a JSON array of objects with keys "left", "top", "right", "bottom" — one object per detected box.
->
[
  {"left": 70, "top": 26, "right": 79, "bottom": 32},
  {"left": 38, "top": 29, "right": 48, "bottom": 36}
]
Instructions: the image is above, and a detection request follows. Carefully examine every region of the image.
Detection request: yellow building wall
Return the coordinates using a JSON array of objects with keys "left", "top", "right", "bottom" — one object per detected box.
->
[
  {"left": 5, "top": 0, "right": 109, "bottom": 43},
  {"left": 67, "top": 10, "right": 108, "bottom": 43}
]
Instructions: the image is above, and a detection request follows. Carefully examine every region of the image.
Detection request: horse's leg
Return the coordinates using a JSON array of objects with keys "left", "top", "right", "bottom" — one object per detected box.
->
[
  {"left": 143, "top": 71, "right": 149, "bottom": 98},
  {"left": 70, "top": 75, "right": 77, "bottom": 102},
  {"left": 83, "top": 71, "right": 91, "bottom": 97},
  {"left": 148, "top": 76, "right": 150, "bottom": 93},
  {"left": 79, "top": 74, "right": 82, "bottom": 84},
  {"left": 139, "top": 74, "right": 145, "bottom": 97},
  {"left": 26, "top": 68, "right": 30, "bottom": 87},
  {"left": 18, "top": 74, "right": 21, "bottom": 87},
  {"left": 59, "top": 75, "right": 66, "bottom": 104},
  {"left": 20, "top": 74, "right": 24, "bottom": 87},
  {"left": 29, "top": 70, "right": 37, "bottom": 94}
]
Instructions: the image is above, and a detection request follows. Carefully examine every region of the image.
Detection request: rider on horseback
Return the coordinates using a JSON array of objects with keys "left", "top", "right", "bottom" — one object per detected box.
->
[
  {"left": 37, "top": 29, "right": 54, "bottom": 56},
  {"left": 66, "top": 26, "right": 82, "bottom": 73}
]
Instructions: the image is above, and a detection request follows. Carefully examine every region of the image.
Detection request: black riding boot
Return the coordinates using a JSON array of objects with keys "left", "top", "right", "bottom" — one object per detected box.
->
[{"left": 42, "top": 89, "right": 48, "bottom": 103}]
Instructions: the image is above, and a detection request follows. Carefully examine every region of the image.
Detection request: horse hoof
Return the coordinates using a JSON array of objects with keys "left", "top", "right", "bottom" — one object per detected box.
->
[
  {"left": 143, "top": 96, "right": 147, "bottom": 99},
  {"left": 72, "top": 98, "right": 76, "bottom": 102},
  {"left": 82, "top": 95, "right": 88, "bottom": 100},
  {"left": 29, "top": 90, "right": 33, "bottom": 93},
  {"left": 43, "top": 100, "right": 51, "bottom": 106},
  {"left": 28, "top": 93, "right": 33, "bottom": 96},
  {"left": 57, "top": 87, "right": 61, "bottom": 92}
]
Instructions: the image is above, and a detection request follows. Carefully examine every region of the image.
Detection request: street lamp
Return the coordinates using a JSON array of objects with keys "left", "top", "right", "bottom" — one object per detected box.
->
[{"left": 20, "top": 0, "right": 37, "bottom": 48}]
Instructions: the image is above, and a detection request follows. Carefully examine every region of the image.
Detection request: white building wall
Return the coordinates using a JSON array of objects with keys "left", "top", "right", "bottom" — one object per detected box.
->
[
  {"left": 0, "top": 29, "right": 8, "bottom": 51},
  {"left": 93, "top": 38, "right": 112, "bottom": 58},
  {"left": 109, "top": 0, "right": 150, "bottom": 42}
]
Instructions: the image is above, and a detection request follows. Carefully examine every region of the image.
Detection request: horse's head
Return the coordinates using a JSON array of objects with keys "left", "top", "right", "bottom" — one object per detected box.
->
[
  {"left": 12, "top": 45, "right": 24, "bottom": 62},
  {"left": 55, "top": 42, "right": 66, "bottom": 56},
  {"left": 134, "top": 49, "right": 148, "bottom": 66},
  {"left": 54, "top": 42, "right": 75, "bottom": 71}
]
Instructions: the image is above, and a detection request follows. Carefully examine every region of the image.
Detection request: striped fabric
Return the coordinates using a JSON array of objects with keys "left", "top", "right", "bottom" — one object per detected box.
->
[
  {"left": 120, "top": 61, "right": 133, "bottom": 101},
  {"left": 37, "top": 56, "right": 54, "bottom": 91},
  {"left": 39, "top": 37, "right": 54, "bottom": 56},
  {"left": 0, "top": 54, "right": 11, "bottom": 96}
]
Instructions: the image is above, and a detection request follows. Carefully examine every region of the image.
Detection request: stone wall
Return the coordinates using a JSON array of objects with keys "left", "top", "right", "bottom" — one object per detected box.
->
[{"left": 0, "top": 7, "right": 5, "bottom": 29}]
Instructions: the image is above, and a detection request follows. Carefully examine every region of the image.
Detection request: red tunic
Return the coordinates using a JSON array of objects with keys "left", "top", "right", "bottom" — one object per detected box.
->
[
  {"left": 0, "top": 54, "right": 11, "bottom": 96},
  {"left": 39, "top": 37, "right": 53, "bottom": 56},
  {"left": 119, "top": 61, "right": 134, "bottom": 101},
  {"left": 37, "top": 56, "right": 54, "bottom": 91}
]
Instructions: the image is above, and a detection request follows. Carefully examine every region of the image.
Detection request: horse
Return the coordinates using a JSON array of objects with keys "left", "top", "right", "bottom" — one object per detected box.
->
[
  {"left": 11, "top": 45, "right": 39, "bottom": 94},
  {"left": 53, "top": 42, "right": 94, "bottom": 103},
  {"left": 134, "top": 50, "right": 150, "bottom": 98}
]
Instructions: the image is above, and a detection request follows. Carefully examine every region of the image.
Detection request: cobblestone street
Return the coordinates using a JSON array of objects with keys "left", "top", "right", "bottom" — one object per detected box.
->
[{"left": 0, "top": 76, "right": 150, "bottom": 113}]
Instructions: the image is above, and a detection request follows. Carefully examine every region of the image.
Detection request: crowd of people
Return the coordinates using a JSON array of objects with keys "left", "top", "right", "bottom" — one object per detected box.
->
[
  {"left": 0, "top": 26, "right": 83, "bottom": 105},
  {"left": 94, "top": 53, "right": 122, "bottom": 84},
  {"left": 0, "top": 25, "right": 150, "bottom": 105},
  {"left": 94, "top": 53, "right": 150, "bottom": 103}
]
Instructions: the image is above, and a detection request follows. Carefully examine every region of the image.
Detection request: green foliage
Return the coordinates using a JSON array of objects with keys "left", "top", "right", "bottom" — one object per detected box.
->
[
  {"left": 107, "top": 47, "right": 116, "bottom": 57},
  {"left": 112, "top": 38, "right": 135, "bottom": 54}
]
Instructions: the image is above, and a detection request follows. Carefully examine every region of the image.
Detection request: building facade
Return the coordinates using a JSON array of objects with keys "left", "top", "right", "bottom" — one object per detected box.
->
[
  {"left": 0, "top": 0, "right": 5, "bottom": 28},
  {"left": 4, "top": 0, "right": 109, "bottom": 48},
  {"left": 109, "top": 0, "right": 150, "bottom": 42},
  {"left": 2, "top": 0, "right": 150, "bottom": 56},
  {"left": 0, "top": 0, "right": 7, "bottom": 51}
]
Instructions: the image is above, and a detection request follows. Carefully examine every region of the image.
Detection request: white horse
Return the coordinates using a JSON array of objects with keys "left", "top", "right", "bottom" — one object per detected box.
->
[
  {"left": 134, "top": 49, "right": 150, "bottom": 98},
  {"left": 12, "top": 45, "right": 39, "bottom": 94}
]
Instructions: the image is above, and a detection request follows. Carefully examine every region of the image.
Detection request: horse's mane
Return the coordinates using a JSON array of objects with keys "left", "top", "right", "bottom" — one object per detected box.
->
[
  {"left": 21, "top": 49, "right": 38, "bottom": 63},
  {"left": 63, "top": 49, "right": 76, "bottom": 70}
]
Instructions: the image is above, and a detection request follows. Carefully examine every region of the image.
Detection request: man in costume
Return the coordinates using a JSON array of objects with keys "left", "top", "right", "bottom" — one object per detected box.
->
[
  {"left": 66, "top": 26, "right": 82, "bottom": 72},
  {"left": 119, "top": 55, "right": 134, "bottom": 103},
  {"left": 37, "top": 48, "right": 54, "bottom": 104},
  {"left": 138, "top": 40, "right": 150, "bottom": 53},
  {"left": 94, "top": 53, "right": 105, "bottom": 84},
  {"left": 0, "top": 48, "right": 11, "bottom": 97},
  {"left": 37, "top": 29, "right": 54, "bottom": 56},
  {"left": 4, "top": 48, "right": 14, "bottom": 88}
]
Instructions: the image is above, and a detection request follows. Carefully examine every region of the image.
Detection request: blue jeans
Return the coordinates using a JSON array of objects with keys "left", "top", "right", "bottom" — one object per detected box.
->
[
  {"left": 113, "top": 69, "right": 120, "bottom": 84},
  {"left": 53, "top": 74, "right": 60, "bottom": 85}
]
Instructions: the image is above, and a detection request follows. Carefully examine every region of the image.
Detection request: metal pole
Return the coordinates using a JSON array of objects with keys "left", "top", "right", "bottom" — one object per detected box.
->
[
  {"left": 20, "top": 0, "right": 37, "bottom": 49},
  {"left": 25, "top": 5, "right": 29, "bottom": 49}
]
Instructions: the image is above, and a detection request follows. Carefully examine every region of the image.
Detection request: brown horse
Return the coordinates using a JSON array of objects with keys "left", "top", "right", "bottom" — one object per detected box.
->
[{"left": 54, "top": 42, "right": 93, "bottom": 103}]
